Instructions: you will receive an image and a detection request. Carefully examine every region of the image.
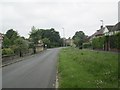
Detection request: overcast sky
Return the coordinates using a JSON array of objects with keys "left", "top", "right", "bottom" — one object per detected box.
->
[{"left": 0, "top": 0, "right": 119, "bottom": 38}]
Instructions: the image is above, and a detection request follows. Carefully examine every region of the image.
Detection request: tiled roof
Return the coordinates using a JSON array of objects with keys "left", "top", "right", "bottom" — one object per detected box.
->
[
  {"left": 111, "top": 22, "right": 120, "bottom": 31},
  {"left": 106, "top": 25, "right": 114, "bottom": 32}
]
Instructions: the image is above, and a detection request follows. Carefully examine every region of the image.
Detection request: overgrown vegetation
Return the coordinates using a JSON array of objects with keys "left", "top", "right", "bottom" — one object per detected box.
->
[
  {"left": 92, "top": 32, "right": 120, "bottom": 50},
  {"left": 29, "top": 26, "right": 62, "bottom": 49},
  {"left": 2, "top": 29, "right": 29, "bottom": 57},
  {"left": 58, "top": 47, "right": 118, "bottom": 88}
]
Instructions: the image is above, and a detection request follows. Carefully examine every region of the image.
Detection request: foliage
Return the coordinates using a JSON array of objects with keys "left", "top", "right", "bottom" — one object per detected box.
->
[
  {"left": 72, "top": 31, "right": 86, "bottom": 48},
  {"left": 14, "top": 37, "right": 29, "bottom": 56},
  {"left": 29, "top": 27, "right": 61, "bottom": 48},
  {"left": 2, "top": 36, "right": 11, "bottom": 48},
  {"left": 2, "top": 29, "right": 29, "bottom": 56},
  {"left": 92, "top": 36, "right": 105, "bottom": 49},
  {"left": 92, "top": 33, "right": 120, "bottom": 50},
  {"left": 29, "top": 26, "right": 42, "bottom": 44},
  {"left": 58, "top": 47, "right": 118, "bottom": 88},
  {"left": 2, "top": 29, "right": 19, "bottom": 48},
  {"left": 109, "top": 32, "right": 120, "bottom": 49},
  {"left": 2, "top": 48, "right": 14, "bottom": 56},
  {"left": 83, "top": 42, "right": 92, "bottom": 48},
  {"left": 42, "top": 38, "right": 50, "bottom": 47}
]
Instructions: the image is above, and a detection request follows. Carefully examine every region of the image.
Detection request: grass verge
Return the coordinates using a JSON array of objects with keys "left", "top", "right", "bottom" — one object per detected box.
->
[{"left": 58, "top": 47, "right": 118, "bottom": 88}]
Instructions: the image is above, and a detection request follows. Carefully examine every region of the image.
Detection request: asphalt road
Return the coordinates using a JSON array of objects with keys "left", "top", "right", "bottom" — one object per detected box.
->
[{"left": 2, "top": 48, "right": 61, "bottom": 88}]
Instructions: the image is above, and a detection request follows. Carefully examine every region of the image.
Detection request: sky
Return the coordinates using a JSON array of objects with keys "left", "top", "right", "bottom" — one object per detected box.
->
[{"left": 0, "top": 0, "right": 119, "bottom": 38}]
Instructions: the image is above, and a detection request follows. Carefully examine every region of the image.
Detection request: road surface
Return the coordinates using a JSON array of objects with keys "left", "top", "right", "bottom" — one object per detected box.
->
[{"left": 2, "top": 48, "right": 61, "bottom": 88}]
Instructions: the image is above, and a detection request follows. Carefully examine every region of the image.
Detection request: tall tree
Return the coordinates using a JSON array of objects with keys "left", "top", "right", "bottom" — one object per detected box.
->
[
  {"left": 14, "top": 37, "right": 29, "bottom": 57},
  {"left": 3, "top": 29, "right": 19, "bottom": 48},
  {"left": 29, "top": 27, "right": 61, "bottom": 48},
  {"left": 72, "top": 31, "right": 86, "bottom": 48}
]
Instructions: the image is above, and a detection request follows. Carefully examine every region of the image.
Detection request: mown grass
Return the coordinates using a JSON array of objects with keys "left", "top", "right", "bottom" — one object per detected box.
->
[{"left": 58, "top": 47, "right": 118, "bottom": 88}]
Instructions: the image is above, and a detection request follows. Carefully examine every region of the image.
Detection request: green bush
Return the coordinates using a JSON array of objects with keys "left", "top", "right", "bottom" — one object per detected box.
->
[
  {"left": 2, "top": 48, "right": 14, "bottom": 56},
  {"left": 83, "top": 42, "right": 92, "bottom": 48},
  {"left": 92, "top": 36, "right": 105, "bottom": 49},
  {"left": 92, "top": 32, "right": 120, "bottom": 50}
]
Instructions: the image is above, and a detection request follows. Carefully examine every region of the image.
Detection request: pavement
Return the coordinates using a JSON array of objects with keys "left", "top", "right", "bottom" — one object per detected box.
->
[{"left": 2, "top": 48, "right": 61, "bottom": 88}]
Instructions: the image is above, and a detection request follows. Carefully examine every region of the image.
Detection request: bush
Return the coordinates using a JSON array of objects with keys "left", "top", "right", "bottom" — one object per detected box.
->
[
  {"left": 92, "top": 32, "right": 120, "bottom": 50},
  {"left": 92, "top": 36, "right": 105, "bottom": 49},
  {"left": 2, "top": 48, "right": 14, "bottom": 56},
  {"left": 83, "top": 42, "right": 92, "bottom": 48}
]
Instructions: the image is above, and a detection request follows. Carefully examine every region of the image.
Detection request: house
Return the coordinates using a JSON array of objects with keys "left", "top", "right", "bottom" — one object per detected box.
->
[
  {"left": 111, "top": 22, "right": 120, "bottom": 34},
  {"left": 89, "top": 26, "right": 105, "bottom": 42},
  {"left": 35, "top": 40, "right": 44, "bottom": 53},
  {"left": 104, "top": 25, "right": 114, "bottom": 36},
  {"left": 65, "top": 38, "right": 74, "bottom": 46}
]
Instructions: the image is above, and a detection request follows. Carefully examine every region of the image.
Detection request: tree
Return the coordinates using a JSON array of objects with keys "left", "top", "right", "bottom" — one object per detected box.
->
[
  {"left": 2, "top": 35, "right": 11, "bottom": 48},
  {"left": 29, "top": 27, "right": 61, "bottom": 48},
  {"left": 5, "top": 29, "right": 19, "bottom": 45},
  {"left": 29, "top": 26, "right": 42, "bottom": 53},
  {"left": 42, "top": 38, "right": 50, "bottom": 48},
  {"left": 14, "top": 37, "right": 29, "bottom": 57},
  {"left": 72, "top": 31, "right": 86, "bottom": 48},
  {"left": 3, "top": 29, "right": 19, "bottom": 48}
]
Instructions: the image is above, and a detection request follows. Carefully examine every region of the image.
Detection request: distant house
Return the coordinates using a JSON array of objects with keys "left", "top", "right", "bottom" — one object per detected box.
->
[
  {"left": 35, "top": 40, "right": 44, "bottom": 53},
  {"left": 65, "top": 38, "right": 74, "bottom": 46},
  {"left": 89, "top": 23, "right": 120, "bottom": 42},
  {"left": 89, "top": 26, "right": 105, "bottom": 42}
]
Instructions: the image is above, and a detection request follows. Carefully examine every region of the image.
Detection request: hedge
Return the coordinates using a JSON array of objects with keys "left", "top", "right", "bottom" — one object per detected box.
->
[
  {"left": 92, "top": 36, "right": 105, "bottom": 49},
  {"left": 92, "top": 32, "right": 120, "bottom": 50}
]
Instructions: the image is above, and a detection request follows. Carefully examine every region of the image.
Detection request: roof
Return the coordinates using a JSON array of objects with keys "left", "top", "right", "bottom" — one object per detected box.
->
[
  {"left": 89, "top": 27, "right": 105, "bottom": 40},
  {"left": 106, "top": 25, "right": 114, "bottom": 32},
  {"left": 111, "top": 22, "right": 120, "bottom": 31},
  {"left": 95, "top": 27, "right": 105, "bottom": 36}
]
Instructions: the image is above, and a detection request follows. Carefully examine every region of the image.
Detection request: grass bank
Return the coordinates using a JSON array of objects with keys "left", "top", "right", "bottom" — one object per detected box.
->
[{"left": 58, "top": 47, "right": 118, "bottom": 88}]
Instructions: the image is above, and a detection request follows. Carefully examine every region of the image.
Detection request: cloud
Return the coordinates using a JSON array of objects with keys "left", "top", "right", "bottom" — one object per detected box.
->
[{"left": 0, "top": 0, "right": 119, "bottom": 38}]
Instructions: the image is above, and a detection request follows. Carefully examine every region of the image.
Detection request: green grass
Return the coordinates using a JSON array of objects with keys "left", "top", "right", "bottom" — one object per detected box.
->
[{"left": 58, "top": 47, "right": 118, "bottom": 88}]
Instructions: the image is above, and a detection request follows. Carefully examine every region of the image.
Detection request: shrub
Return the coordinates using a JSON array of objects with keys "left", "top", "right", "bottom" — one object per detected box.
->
[
  {"left": 92, "top": 36, "right": 105, "bottom": 49},
  {"left": 83, "top": 42, "right": 92, "bottom": 48},
  {"left": 2, "top": 48, "right": 14, "bottom": 56},
  {"left": 92, "top": 32, "right": 120, "bottom": 50}
]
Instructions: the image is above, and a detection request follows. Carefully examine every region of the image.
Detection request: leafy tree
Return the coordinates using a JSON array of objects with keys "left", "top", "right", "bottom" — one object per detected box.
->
[
  {"left": 5, "top": 29, "right": 19, "bottom": 44},
  {"left": 2, "top": 29, "right": 19, "bottom": 48},
  {"left": 2, "top": 36, "right": 11, "bottom": 48},
  {"left": 42, "top": 38, "right": 50, "bottom": 48},
  {"left": 14, "top": 37, "right": 29, "bottom": 57},
  {"left": 29, "top": 26, "right": 42, "bottom": 53},
  {"left": 29, "top": 27, "right": 61, "bottom": 48},
  {"left": 72, "top": 31, "right": 86, "bottom": 48}
]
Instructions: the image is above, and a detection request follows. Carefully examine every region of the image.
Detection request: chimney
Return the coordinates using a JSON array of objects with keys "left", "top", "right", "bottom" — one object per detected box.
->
[{"left": 100, "top": 25, "right": 103, "bottom": 29}]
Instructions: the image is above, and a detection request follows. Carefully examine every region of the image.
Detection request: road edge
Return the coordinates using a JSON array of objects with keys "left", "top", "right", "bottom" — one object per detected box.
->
[{"left": 1, "top": 50, "right": 46, "bottom": 67}]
